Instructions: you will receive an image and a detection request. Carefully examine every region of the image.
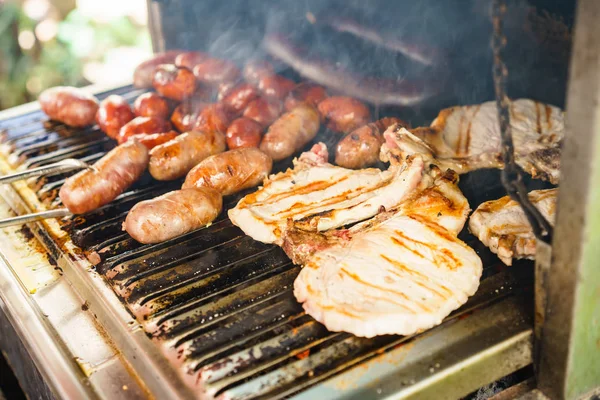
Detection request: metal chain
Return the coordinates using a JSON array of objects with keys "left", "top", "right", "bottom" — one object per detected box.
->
[{"left": 491, "top": 0, "right": 554, "bottom": 244}]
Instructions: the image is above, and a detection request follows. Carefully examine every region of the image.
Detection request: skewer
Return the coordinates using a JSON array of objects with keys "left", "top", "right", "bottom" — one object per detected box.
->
[
  {"left": 0, "top": 208, "right": 72, "bottom": 229},
  {"left": 0, "top": 158, "right": 93, "bottom": 185}
]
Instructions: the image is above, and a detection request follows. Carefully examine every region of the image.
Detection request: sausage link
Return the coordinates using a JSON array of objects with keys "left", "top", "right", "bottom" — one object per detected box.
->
[
  {"left": 153, "top": 64, "right": 196, "bottom": 101},
  {"left": 335, "top": 117, "right": 407, "bottom": 169},
  {"left": 39, "top": 86, "right": 99, "bottom": 127},
  {"left": 193, "top": 58, "right": 240, "bottom": 87},
  {"left": 128, "top": 131, "right": 179, "bottom": 150},
  {"left": 317, "top": 96, "right": 371, "bottom": 133},
  {"left": 148, "top": 130, "right": 226, "bottom": 181},
  {"left": 216, "top": 81, "right": 237, "bottom": 102},
  {"left": 193, "top": 103, "right": 230, "bottom": 133},
  {"left": 124, "top": 187, "right": 222, "bottom": 244},
  {"left": 242, "top": 97, "right": 281, "bottom": 127},
  {"left": 259, "top": 104, "right": 320, "bottom": 161},
  {"left": 226, "top": 118, "right": 263, "bottom": 149},
  {"left": 222, "top": 83, "right": 258, "bottom": 116},
  {"left": 170, "top": 100, "right": 209, "bottom": 132},
  {"left": 257, "top": 75, "right": 296, "bottom": 101},
  {"left": 117, "top": 117, "right": 171, "bottom": 144},
  {"left": 133, "top": 51, "right": 180, "bottom": 88},
  {"left": 59, "top": 140, "right": 149, "bottom": 214},
  {"left": 174, "top": 51, "right": 209, "bottom": 69},
  {"left": 96, "top": 95, "right": 134, "bottom": 139},
  {"left": 284, "top": 83, "right": 328, "bottom": 111},
  {"left": 133, "top": 92, "right": 170, "bottom": 119},
  {"left": 183, "top": 148, "right": 272, "bottom": 196},
  {"left": 243, "top": 59, "right": 274, "bottom": 84}
]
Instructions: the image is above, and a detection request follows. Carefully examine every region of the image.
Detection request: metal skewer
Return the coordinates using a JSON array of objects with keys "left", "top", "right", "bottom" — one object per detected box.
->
[
  {"left": 0, "top": 158, "right": 93, "bottom": 185},
  {"left": 0, "top": 208, "right": 73, "bottom": 228}
]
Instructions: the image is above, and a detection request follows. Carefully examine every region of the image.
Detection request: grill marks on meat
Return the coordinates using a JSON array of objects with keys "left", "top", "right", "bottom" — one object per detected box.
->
[
  {"left": 469, "top": 189, "right": 557, "bottom": 265},
  {"left": 413, "top": 99, "right": 564, "bottom": 184}
]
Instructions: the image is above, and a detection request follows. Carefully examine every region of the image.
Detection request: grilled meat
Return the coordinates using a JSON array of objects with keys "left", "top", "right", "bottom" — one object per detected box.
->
[
  {"left": 469, "top": 188, "right": 557, "bottom": 265},
  {"left": 413, "top": 99, "right": 564, "bottom": 184}
]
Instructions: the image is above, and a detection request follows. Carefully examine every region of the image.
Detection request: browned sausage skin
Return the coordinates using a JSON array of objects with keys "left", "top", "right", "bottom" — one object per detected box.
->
[
  {"left": 226, "top": 118, "right": 263, "bottom": 149},
  {"left": 123, "top": 187, "right": 222, "bottom": 244},
  {"left": 183, "top": 148, "right": 272, "bottom": 196},
  {"left": 259, "top": 104, "right": 320, "bottom": 161},
  {"left": 133, "top": 92, "right": 170, "bottom": 119},
  {"left": 317, "top": 96, "right": 371, "bottom": 133},
  {"left": 96, "top": 95, "right": 134, "bottom": 139},
  {"left": 117, "top": 117, "right": 171, "bottom": 144},
  {"left": 334, "top": 117, "right": 407, "bottom": 169},
  {"left": 170, "top": 100, "right": 208, "bottom": 132},
  {"left": 128, "top": 131, "right": 179, "bottom": 150},
  {"left": 59, "top": 140, "right": 149, "bottom": 214},
  {"left": 148, "top": 130, "right": 226, "bottom": 181},
  {"left": 257, "top": 75, "right": 295, "bottom": 101},
  {"left": 193, "top": 58, "right": 240, "bottom": 87},
  {"left": 174, "top": 51, "right": 209, "bottom": 69},
  {"left": 193, "top": 104, "right": 230, "bottom": 134},
  {"left": 39, "top": 87, "right": 99, "bottom": 127},
  {"left": 242, "top": 97, "right": 282, "bottom": 127},
  {"left": 243, "top": 59, "right": 274, "bottom": 84},
  {"left": 221, "top": 83, "right": 259, "bottom": 116},
  {"left": 133, "top": 51, "right": 181, "bottom": 88},
  {"left": 153, "top": 64, "right": 196, "bottom": 101},
  {"left": 284, "top": 83, "right": 328, "bottom": 111}
]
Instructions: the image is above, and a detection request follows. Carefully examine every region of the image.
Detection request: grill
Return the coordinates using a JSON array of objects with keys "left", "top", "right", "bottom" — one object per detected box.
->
[{"left": 0, "top": 84, "right": 536, "bottom": 399}]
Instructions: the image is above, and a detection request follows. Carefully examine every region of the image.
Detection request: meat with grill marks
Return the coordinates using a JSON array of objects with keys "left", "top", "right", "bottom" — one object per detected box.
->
[
  {"left": 469, "top": 188, "right": 557, "bottom": 266},
  {"left": 413, "top": 99, "right": 564, "bottom": 184}
]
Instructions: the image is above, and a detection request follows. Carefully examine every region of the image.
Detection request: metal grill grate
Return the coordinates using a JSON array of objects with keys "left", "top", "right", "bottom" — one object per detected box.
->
[{"left": 0, "top": 85, "right": 534, "bottom": 400}]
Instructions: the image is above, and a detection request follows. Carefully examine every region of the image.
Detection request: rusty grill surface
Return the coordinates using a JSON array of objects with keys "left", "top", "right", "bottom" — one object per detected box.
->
[{"left": 0, "top": 85, "right": 536, "bottom": 400}]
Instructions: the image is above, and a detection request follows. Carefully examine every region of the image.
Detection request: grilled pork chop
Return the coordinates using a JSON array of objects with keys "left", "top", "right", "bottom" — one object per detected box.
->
[
  {"left": 285, "top": 127, "right": 481, "bottom": 337},
  {"left": 414, "top": 99, "right": 564, "bottom": 184},
  {"left": 469, "top": 188, "right": 557, "bottom": 266}
]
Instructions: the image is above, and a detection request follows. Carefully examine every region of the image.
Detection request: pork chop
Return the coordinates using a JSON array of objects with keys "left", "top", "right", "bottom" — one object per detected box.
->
[
  {"left": 413, "top": 99, "right": 564, "bottom": 184},
  {"left": 469, "top": 188, "right": 557, "bottom": 266}
]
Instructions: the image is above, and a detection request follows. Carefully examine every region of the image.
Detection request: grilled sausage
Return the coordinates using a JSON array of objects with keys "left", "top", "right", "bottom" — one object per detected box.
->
[
  {"left": 152, "top": 64, "right": 196, "bottom": 101},
  {"left": 96, "top": 95, "right": 134, "bottom": 139},
  {"left": 193, "top": 104, "right": 230, "bottom": 133},
  {"left": 222, "top": 83, "right": 258, "bottom": 115},
  {"left": 174, "top": 51, "right": 209, "bottom": 69},
  {"left": 183, "top": 148, "right": 272, "bottom": 196},
  {"left": 193, "top": 58, "right": 240, "bottom": 87},
  {"left": 242, "top": 59, "right": 274, "bottom": 84},
  {"left": 39, "top": 87, "right": 99, "bottom": 127},
  {"left": 117, "top": 117, "right": 171, "bottom": 144},
  {"left": 170, "top": 100, "right": 209, "bottom": 132},
  {"left": 257, "top": 75, "right": 295, "bottom": 101},
  {"left": 148, "top": 130, "right": 226, "bottom": 180},
  {"left": 124, "top": 187, "right": 222, "bottom": 244},
  {"left": 128, "top": 131, "right": 179, "bottom": 150},
  {"left": 226, "top": 118, "right": 263, "bottom": 149},
  {"left": 216, "top": 81, "right": 237, "bottom": 102},
  {"left": 317, "top": 96, "right": 371, "bottom": 133},
  {"left": 133, "top": 92, "right": 170, "bottom": 119},
  {"left": 335, "top": 117, "right": 407, "bottom": 169},
  {"left": 133, "top": 51, "right": 180, "bottom": 88},
  {"left": 259, "top": 104, "right": 320, "bottom": 161},
  {"left": 59, "top": 140, "right": 149, "bottom": 214},
  {"left": 284, "top": 83, "right": 328, "bottom": 111},
  {"left": 242, "top": 97, "right": 281, "bottom": 128}
]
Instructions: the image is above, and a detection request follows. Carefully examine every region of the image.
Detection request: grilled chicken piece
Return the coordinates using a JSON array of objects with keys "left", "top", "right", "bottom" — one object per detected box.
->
[
  {"left": 469, "top": 188, "right": 557, "bottom": 266},
  {"left": 414, "top": 99, "right": 564, "bottom": 184},
  {"left": 229, "top": 142, "right": 426, "bottom": 245},
  {"left": 285, "top": 132, "right": 481, "bottom": 337}
]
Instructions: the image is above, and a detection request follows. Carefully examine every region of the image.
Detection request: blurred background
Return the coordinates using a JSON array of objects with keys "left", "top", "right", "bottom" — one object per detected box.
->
[{"left": 0, "top": 0, "right": 152, "bottom": 111}]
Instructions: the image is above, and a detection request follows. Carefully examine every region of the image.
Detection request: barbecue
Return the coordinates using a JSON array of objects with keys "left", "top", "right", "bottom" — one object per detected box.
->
[{"left": 0, "top": 1, "right": 597, "bottom": 400}]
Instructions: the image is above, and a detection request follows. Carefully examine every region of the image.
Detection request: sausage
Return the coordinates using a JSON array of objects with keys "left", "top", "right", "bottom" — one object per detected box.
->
[
  {"left": 242, "top": 59, "right": 274, "bottom": 84},
  {"left": 174, "top": 51, "right": 209, "bottom": 69},
  {"left": 284, "top": 83, "right": 328, "bottom": 111},
  {"left": 257, "top": 75, "right": 295, "bottom": 101},
  {"left": 183, "top": 148, "right": 272, "bottom": 196},
  {"left": 128, "top": 131, "right": 179, "bottom": 150},
  {"left": 96, "top": 95, "right": 134, "bottom": 139},
  {"left": 39, "top": 86, "right": 99, "bottom": 127},
  {"left": 152, "top": 64, "right": 196, "bottom": 101},
  {"left": 335, "top": 117, "right": 407, "bottom": 169},
  {"left": 242, "top": 97, "right": 281, "bottom": 127},
  {"left": 124, "top": 187, "right": 222, "bottom": 244},
  {"left": 148, "top": 130, "right": 226, "bottom": 180},
  {"left": 221, "top": 83, "right": 258, "bottom": 115},
  {"left": 216, "top": 81, "right": 237, "bottom": 102},
  {"left": 317, "top": 96, "right": 371, "bottom": 133},
  {"left": 193, "top": 103, "right": 230, "bottom": 133},
  {"left": 133, "top": 92, "right": 170, "bottom": 119},
  {"left": 133, "top": 51, "right": 180, "bottom": 88},
  {"left": 117, "top": 116, "right": 171, "bottom": 144},
  {"left": 193, "top": 58, "right": 240, "bottom": 87},
  {"left": 259, "top": 104, "right": 320, "bottom": 161},
  {"left": 170, "top": 100, "right": 208, "bottom": 132},
  {"left": 59, "top": 140, "right": 149, "bottom": 214},
  {"left": 226, "top": 118, "right": 263, "bottom": 149}
]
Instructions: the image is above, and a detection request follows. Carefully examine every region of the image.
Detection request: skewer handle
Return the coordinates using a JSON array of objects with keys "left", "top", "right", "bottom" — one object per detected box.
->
[
  {"left": 0, "top": 208, "right": 72, "bottom": 228},
  {"left": 0, "top": 158, "right": 92, "bottom": 185}
]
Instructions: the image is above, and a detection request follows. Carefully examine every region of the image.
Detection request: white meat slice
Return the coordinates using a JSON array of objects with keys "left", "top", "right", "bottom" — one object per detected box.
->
[{"left": 469, "top": 188, "right": 557, "bottom": 265}]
